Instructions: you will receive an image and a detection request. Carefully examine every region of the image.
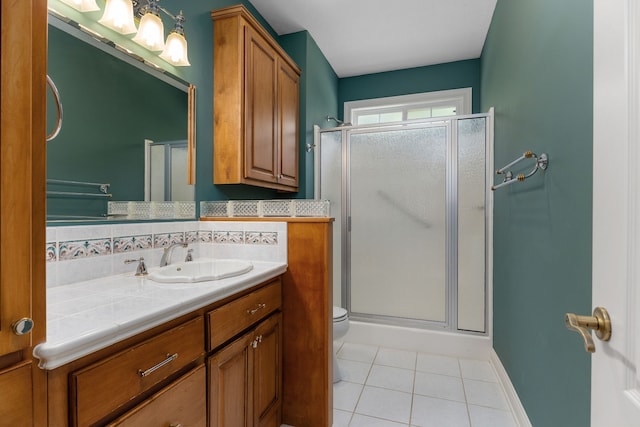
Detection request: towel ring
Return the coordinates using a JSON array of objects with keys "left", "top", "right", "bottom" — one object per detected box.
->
[{"left": 46, "top": 75, "right": 63, "bottom": 142}]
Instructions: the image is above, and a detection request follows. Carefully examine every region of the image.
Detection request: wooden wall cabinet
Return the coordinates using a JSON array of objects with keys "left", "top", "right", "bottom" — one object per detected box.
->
[{"left": 211, "top": 5, "right": 301, "bottom": 192}]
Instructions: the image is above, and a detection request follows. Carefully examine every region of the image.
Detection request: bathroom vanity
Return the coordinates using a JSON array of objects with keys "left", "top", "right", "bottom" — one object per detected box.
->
[
  {"left": 33, "top": 217, "right": 333, "bottom": 426},
  {"left": 39, "top": 268, "right": 285, "bottom": 426}
]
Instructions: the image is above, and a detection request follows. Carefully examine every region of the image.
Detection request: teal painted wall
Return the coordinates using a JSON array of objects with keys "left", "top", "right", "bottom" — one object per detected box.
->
[
  {"left": 480, "top": 1, "right": 593, "bottom": 426},
  {"left": 47, "top": 26, "right": 186, "bottom": 206},
  {"left": 338, "top": 59, "right": 482, "bottom": 119},
  {"left": 280, "top": 31, "right": 339, "bottom": 198}
]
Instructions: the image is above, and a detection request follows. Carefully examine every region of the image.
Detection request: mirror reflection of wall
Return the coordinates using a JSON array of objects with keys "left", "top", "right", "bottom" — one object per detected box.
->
[{"left": 46, "top": 22, "right": 192, "bottom": 219}]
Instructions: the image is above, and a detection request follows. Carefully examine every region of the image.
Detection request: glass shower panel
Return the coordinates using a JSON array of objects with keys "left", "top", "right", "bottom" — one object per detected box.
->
[
  {"left": 457, "top": 118, "right": 486, "bottom": 332},
  {"left": 349, "top": 126, "right": 447, "bottom": 322},
  {"left": 170, "top": 145, "right": 193, "bottom": 200},
  {"left": 319, "top": 131, "right": 343, "bottom": 306},
  {"left": 149, "top": 144, "right": 165, "bottom": 201}
]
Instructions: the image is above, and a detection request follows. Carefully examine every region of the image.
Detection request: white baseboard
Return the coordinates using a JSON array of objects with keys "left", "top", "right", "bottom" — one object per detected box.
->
[
  {"left": 343, "top": 320, "right": 491, "bottom": 359},
  {"left": 489, "top": 349, "right": 532, "bottom": 427}
]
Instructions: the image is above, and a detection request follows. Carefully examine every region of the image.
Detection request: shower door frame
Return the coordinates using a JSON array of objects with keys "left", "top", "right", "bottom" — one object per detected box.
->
[{"left": 314, "top": 111, "right": 493, "bottom": 334}]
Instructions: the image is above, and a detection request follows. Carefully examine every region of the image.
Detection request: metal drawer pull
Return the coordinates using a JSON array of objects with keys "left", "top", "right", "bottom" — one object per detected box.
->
[
  {"left": 247, "top": 303, "right": 266, "bottom": 315},
  {"left": 169, "top": 424, "right": 182, "bottom": 427},
  {"left": 137, "top": 353, "right": 178, "bottom": 377}
]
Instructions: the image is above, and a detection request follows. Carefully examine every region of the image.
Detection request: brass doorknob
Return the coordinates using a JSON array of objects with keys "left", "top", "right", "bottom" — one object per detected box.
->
[{"left": 565, "top": 307, "right": 611, "bottom": 353}]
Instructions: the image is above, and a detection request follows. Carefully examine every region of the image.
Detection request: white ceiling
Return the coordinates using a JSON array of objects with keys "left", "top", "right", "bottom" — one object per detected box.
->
[{"left": 248, "top": 0, "right": 498, "bottom": 78}]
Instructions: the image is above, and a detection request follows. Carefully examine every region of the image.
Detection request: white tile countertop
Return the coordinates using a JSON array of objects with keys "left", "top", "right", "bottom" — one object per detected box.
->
[{"left": 33, "top": 260, "right": 287, "bottom": 370}]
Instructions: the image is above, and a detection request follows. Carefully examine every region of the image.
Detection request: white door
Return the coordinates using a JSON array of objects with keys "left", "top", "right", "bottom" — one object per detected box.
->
[{"left": 592, "top": 0, "right": 640, "bottom": 425}]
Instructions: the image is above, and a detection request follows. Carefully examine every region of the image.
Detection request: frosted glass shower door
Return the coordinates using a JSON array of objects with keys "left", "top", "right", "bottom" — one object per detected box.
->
[{"left": 349, "top": 126, "right": 448, "bottom": 323}]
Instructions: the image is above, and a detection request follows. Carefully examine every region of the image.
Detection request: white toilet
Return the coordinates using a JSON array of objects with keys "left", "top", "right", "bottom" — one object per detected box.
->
[{"left": 333, "top": 306, "right": 350, "bottom": 383}]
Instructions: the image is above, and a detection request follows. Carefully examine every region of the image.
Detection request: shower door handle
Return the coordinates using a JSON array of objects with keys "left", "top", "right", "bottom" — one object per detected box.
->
[{"left": 565, "top": 307, "right": 611, "bottom": 353}]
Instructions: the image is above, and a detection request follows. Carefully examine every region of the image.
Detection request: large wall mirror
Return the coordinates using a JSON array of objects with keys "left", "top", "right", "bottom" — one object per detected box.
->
[{"left": 46, "top": 13, "right": 196, "bottom": 222}]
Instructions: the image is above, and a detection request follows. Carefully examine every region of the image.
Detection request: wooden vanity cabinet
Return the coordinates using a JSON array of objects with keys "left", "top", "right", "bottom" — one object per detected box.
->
[
  {"left": 46, "top": 277, "right": 283, "bottom": 426},
  {"left": 211, "top": 5, "right": 301, "bottom": 192},
  {"left": 208, "top": 280, "right": 282, "bottom": 427},
  {"left": 208, "top": 313, "right": 282, "bottom": 427}
]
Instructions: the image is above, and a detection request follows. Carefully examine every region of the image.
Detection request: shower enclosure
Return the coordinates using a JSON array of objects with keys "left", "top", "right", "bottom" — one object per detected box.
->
[{"left": 315, "top": 114, "right": 491, "bottom": 333}]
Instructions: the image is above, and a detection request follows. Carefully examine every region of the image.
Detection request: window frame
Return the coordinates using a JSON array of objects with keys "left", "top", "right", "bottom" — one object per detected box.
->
[{"left": 344, "top": 88, "right": 472, "bottom": 126}]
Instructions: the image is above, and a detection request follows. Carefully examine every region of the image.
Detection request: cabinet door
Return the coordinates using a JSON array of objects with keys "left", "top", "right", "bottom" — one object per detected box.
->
[
  {"left": 244, "top": 25, "right": 277, "bottom": 185},
  {"left": 208, "top": 332, "right": 254, "bottom": 427},
  {"left": 277, "top": 61, "right": 299, "bottom": 190},
  {"left": 0, "top": 0, "right": 47, "bottom": 424},
  {"left": 0, "top": 361, "right": 34, "bottom": 425},
  {"left": 253, "top": 313, "right": 282, "bottom": 427}
]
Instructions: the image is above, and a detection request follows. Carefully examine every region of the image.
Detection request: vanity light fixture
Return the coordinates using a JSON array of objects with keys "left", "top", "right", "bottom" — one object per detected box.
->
[
  {"left": 59, "top": 0, "right": 100, "bottom": 13},
  {"left": 132, "top": 0, "right": 165, "bottom": 51},
  {"left": 159, "top": 11, "right": 191, "bottom": 66},
  {"left": 98, "top": 0, "right": 137, "bottom": 35},
  {"left": 60, "top": 0, "right": 191, "bottom": 67}
]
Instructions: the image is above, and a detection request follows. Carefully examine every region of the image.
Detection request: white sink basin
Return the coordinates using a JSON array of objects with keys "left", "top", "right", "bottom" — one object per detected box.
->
[{"left": 148, "top": 259, "right": 254, "bottom": 283}]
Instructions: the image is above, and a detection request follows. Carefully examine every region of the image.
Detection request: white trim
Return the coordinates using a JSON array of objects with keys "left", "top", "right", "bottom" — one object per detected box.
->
[
  {"left": 144, "top": 139, "right": 153, "bottom": 202},
  {"left": 490, "top": 349, "right": 533, "bottom": 427},
  {"left": 343, "top": 87, "right": 472, "bottom": 125},
  {"left": 487, "top": 107, "right": 495, "bottom": 340},
  {"left": 343, "top": 320, "right": 491, "bottom": 359}
]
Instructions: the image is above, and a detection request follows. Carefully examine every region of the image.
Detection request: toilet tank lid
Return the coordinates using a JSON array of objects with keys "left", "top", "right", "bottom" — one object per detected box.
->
[{"left": 333, "top": 306, "right": 348, "bottom": 320}]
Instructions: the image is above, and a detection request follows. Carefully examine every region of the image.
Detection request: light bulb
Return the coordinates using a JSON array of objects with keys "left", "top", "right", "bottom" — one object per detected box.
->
[
  {"left": 133, "top": 13, "right": 165, "bottom": 51},
  {"left": 160, "top": 32, "right": 191, "bottom": 66},
  {"left": 98, "top": 0, "right": 137, "bottom": 35}
]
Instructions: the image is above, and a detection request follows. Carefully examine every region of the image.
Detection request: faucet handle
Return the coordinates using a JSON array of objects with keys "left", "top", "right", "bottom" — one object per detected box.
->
[
  {"left": 185, "top": 249, "right": 193, "bottom": 262},
  {"left": 124, "top": 257, "right": 148, "bottom": 277}
]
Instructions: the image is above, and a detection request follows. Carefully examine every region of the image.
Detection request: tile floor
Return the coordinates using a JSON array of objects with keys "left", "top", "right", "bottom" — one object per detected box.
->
[{"left": 333, "top": 342, "right": 517, "bottom": 427}]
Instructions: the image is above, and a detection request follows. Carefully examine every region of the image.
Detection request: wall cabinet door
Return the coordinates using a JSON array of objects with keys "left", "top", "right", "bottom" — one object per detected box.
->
[
  {"left": 208, "top": 313, "right": 282, "bottom": 427},
  {"left": 276, "top": 60, "right": 300, "bottom": 190},
  {"left": 244, "top": 25, "right": 278, "bottom": 185},
  {"left": 212, "top": 5, "right": 300, "bottom": 192}
]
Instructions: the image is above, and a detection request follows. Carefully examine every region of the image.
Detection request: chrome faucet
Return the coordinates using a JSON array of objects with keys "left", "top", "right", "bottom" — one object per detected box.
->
[{"left": 160, "top": 241, "right": 188, "bottom": 267}]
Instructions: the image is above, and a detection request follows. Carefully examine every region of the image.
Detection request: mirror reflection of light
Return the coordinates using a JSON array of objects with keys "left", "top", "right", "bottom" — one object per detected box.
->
[{"left": 60, "top": 0, "right": 100, "bottom": 13}]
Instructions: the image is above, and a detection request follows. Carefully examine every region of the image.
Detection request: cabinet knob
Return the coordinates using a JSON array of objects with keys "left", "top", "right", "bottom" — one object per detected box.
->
[{"left": 12, "top": 318, "right": 34, "bottom": 335}]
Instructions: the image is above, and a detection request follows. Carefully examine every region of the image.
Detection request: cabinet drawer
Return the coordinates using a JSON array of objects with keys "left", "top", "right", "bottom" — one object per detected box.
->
[
  {"left": 208, "top": 279, "right": 281, "bottom": 350},
  {"left": 106, "top": 364, "right": 206, "bottom": 427},
  {"left": 72, "top": 317, "right": 204, "bottom": 427}
]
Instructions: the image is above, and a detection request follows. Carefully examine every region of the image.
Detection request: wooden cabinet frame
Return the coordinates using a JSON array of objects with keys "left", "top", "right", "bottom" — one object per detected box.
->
[{"left": 212, "top": 5, "right": 301, "bottom": 192}]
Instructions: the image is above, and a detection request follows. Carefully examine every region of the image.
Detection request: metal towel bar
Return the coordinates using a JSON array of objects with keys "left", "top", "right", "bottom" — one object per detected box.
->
[{"left": 491, "top": 151, "right": 548, "bottom": 191}]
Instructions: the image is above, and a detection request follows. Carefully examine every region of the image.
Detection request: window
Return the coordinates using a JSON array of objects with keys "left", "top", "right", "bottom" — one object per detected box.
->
[{"left": 344, "top": 88, "right": 472, "bottom": 126}]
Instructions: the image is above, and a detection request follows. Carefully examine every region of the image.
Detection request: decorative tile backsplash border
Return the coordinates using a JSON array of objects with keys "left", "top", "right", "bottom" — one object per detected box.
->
[
  {"left": 200, "top": 199, "right": 330, "bottom": 218},
  {"left": 45, "top": 221, "right": 287, "bottom": 288},
  {"left": 47, "top": 228, "right": 280, "bottom": 262}
]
